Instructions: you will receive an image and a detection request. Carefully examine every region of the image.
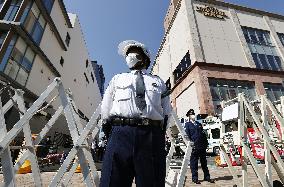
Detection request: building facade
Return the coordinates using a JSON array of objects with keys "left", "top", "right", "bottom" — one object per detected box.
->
[
  {"left": 152, "top": 0, "right": 284, "bottom": 119},
  {"left": 91, "top": 60, "right": 105, "bottom": 97},
  {"left": 0, "top": 0, "right": 102, "bottom": 135}
]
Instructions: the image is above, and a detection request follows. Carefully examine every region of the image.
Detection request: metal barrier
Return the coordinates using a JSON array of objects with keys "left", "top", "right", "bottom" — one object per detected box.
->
[
  {"left": 0, "top": 78, "right": 101, "bottom": 187},
  {"left": 220, "top": 93, "right": 284, "bottom": 187},
  {"left": 165, "top": 111, "right": 192, "bottom": 187},
  {"left": 0, "top": 77, "right": 195, "bottom": 187}
]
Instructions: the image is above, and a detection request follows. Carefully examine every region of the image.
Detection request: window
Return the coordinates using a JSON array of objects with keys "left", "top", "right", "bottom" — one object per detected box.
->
[
  {"left": 4, "top": 0, "right": 22, "bottom": 21},
  {"left": 0, "top": 36, "right": 17, "bottom": 71},
  {"left": 211, "top": 129, "right": 220, "bottom": 139},
  {"left": 3, "top": 37, "right": 35, "bottom": 86},
  {"left": 278, "top": 33, "right": 284, "bottom": 46},
  {"left": 264, "top": 83, "right": 284, "bottom": 102},
  {"left": 65, "top": 32, "right": 71, "bottom": 47},
  {"left": 0, "top": 32, "right": 8, "bottom": 48},
  {"left": 242, "top": 27, "right": 283, "bottom": 71},
  {"left": 23, "top": 3, "right": 46, "bottom": 44},
  {"left": 0, "top": 0, "right": 4, "bottom": 9},
  {"left": 86, "top": 60, "right": 89, "bottom": 68},
  {"left": 91, "top": 72, "right": 95, "bottom": 83},
  {"left": 60, "top": 56, "right": 64, "bottom": 67},
  {"left": 173, "top": 51, "right": 191, "bottom": 83},
  {"left": 209, "top": 78, "right": 257, "bottom": 114},
  {"left": 84, "top": 72, "right": 89, "bottom": 84},
  {"left": 41, "top": 0, "right": 54, "bottom": 13}
]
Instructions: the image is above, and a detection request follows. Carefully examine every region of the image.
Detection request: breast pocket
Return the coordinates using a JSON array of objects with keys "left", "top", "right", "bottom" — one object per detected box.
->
[
  {"left": 114, "top": 84, "right": 132, "bottom": 101},
  {"left": 147, "top": 87, "right": 162, "bottom": 106}
]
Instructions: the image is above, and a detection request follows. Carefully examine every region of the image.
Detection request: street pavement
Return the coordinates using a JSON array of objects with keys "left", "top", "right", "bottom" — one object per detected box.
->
[{"left": 0, "top": 156, "right": 283, "bottom": 186}]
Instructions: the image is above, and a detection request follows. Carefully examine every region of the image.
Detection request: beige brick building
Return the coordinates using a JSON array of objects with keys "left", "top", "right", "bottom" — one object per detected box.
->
[{"left": 152, "top": 0, "right": 284, "bottom": 118}]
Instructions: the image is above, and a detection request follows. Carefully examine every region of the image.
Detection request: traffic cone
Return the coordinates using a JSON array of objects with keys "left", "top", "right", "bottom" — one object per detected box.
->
[
  {"left": 17, "top": 134, "right": 38, "bottom": 174},
  {"left": 75, "top": 164, "right": 81, "bottom": 173}
]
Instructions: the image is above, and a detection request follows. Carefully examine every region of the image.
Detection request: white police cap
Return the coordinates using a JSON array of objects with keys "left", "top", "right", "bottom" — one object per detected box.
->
[{"left": 118, "top": 40, "right": 151, "bottom": 59}]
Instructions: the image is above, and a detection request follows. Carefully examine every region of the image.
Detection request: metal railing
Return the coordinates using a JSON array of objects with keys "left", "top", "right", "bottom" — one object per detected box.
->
[
  {"left": 0, "top": 78, "right": 101, "bottom": 187},
  {"left": 220, "top": 93, "right": 284, "bottom": 187}
]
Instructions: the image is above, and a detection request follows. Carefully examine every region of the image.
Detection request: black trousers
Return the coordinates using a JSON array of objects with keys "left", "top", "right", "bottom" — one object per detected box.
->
[
  {"left": 100, "top": 125, "right": 166, "bottom": 187},
  {"left": 190, "top": 149, "right": 210, "bottom": 181}
]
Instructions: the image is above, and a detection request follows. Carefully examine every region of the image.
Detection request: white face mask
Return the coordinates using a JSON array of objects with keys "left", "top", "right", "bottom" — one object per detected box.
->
[
  {"left": 189, "top": 115, "right": 196, "bottom": 120},
  {"left": 126, "top": 53, "right": 142, "bottom": 68}
]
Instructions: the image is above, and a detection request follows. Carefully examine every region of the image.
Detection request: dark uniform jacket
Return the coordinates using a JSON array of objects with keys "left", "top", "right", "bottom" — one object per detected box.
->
[{"left": 184, "top": 121, "right": 208, "bottom": 150}]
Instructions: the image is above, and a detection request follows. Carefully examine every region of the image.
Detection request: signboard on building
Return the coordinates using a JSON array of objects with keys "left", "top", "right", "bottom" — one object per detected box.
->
[{"left": 196, "top": 6, "right": 228, "bottom": 19}]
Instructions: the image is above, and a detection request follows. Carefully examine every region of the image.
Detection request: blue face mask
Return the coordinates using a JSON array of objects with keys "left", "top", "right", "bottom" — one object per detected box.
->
[{"left": 126, "top": 53, "right": 142, "bottom": 68}]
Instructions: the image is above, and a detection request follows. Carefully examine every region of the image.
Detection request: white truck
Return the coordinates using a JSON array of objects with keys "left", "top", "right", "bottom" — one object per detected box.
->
[{"left": 203, "top": 122, "right": 221, "bottom": 155}]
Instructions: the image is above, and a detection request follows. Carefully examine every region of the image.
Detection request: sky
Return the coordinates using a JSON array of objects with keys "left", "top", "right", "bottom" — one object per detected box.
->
[{"left": 63, "top": 0, "right": 284, "bottom": 88}]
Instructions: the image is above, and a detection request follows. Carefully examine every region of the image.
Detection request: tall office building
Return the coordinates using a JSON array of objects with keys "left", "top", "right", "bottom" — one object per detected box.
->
[{"left": 153, "top": 0, "right": 284, "bottom": 118}]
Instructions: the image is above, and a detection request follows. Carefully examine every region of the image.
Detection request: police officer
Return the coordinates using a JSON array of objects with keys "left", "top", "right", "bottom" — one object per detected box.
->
[
  {"left": 100, "top": 40, "right": 172, "bottom": 187},
  {"left": 184, "top": 109, "right": 214, "bottom": 184}
]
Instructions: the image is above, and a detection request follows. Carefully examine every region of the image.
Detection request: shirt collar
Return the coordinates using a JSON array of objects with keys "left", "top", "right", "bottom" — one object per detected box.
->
[{"left": 131, "top": 69, "right": 147, "bottom": 75}]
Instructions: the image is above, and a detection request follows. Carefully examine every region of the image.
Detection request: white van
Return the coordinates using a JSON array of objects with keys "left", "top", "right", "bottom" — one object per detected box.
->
[{"left": 203, "top": 123, "right": 221, "bottom": 155}]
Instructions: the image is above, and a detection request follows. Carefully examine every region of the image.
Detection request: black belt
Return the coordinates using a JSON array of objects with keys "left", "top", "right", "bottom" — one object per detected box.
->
[{"left": 110, "top": 117, "right": 163, "bottom": 128}]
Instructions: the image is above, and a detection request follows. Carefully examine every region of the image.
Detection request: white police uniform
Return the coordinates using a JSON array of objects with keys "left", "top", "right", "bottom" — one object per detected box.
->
[
  {"left": 101, "top": 69, "right": 171, "bottom": 123},
  {"left": 100, "top": 40, "right": 172, "bottom": 187}
]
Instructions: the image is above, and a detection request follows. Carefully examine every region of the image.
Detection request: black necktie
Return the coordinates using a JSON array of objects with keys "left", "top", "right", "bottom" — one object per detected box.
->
[{"left": 135, "top": 70, "right": 146, "bottom": 111}]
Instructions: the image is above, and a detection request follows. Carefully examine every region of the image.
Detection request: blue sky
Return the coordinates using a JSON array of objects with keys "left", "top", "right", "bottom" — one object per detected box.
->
[{"left": 63, "top": 0, "right": 284, "bottom": 87}]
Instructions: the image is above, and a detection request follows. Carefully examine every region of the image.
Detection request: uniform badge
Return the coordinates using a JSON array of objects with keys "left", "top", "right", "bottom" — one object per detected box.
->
[{"left": 152, "top": 83, "right": 158, "bottom": 87}]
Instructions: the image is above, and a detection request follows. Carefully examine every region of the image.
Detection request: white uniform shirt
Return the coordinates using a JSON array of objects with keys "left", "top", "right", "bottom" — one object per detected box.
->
[{"left": 101, "top": 69, "right": 172, "bottom": 121}]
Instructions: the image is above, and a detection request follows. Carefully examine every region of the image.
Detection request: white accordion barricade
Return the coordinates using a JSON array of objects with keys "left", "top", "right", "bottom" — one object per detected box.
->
[
  {"left": 220, "top": 93, "right": 284, "bottom": 187},
  {"left": 0, "top": 77, "right": 195, "bottom": 187},
  {"left": 165, "top": 111, "right": 192, "bottom": 187},
  {"left": 0, "top": 78, "right": 101, "bottom": 187}
]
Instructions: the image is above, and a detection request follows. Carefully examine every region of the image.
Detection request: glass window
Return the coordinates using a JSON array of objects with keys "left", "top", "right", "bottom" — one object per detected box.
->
[
  {"left": 4, "top": 0, "right": 21, "bottom": 21},
  {"left": 278, "top": 33, "right": 284, "bottom": 46},
  {"left": 0, "top": 36, "right": 17, "bottom": 71},
  {"left": 24, "top": 11, "right": 37, "bottom": 33},
  {"left": 243, "top": 27, "right": 283, "bottom": 71},
  {"left": 256, "top": 30, "right": 266, "bottom": 45},
  {"left": 173, "top": 52, "right": 191, "bottom": 84},
  {"left": 38, "top": 15, "right": 46, "bottom": 28},
  {"left": 11, "top": 48, "right": 23, "bottom": 63},
  {"left": 258, "top": 54, "right": 270, "bottom": 70},
  {"left": 31, "top": 3, "right": 40, "bottom": 18},
  {"left": 267, "top": 55, "right": 278, "bottom": 70},
  {"left": 211, "top": 129, "right": 220, "bottom": 139},
  {"left": 23, "top": 2, "right": 46, "bottom": 44},
  {"left": 4, "top": 59, "right": 19, "bottom": 79},
  {"left": 16, "top": 68, "right": 28, "bottom": 86},
  {"left": 252, "top": 53, "right": 261, "bottom": 69},
  {"left": 248, "top": 29, "right": 257, "bottom": 44},
  {"left": 274, "top": 56, "right": 283, "bottom": 70},
  {"left": 4, "top": 37, "right": 35, "bottom": 85},
  {"left": 264, "top": 83, "right": 284, "bottom": 102},
  {"left": 210, "top": 87, "right": 220, "bottom": 101},
  {"left": 209, "top": 78, "right": 257, "bottom": 112},
  {"left": 15, "top": 37, "right": 27, "bottom": 54},
  {"left": 32, "top": 22, "right": 44, "bottom": 44},
  {"left": 42, "top": 0, "right": 54, "bottom": 13},
  {"left": 25, "top": 48, "right": 35, "bottom": 62}
]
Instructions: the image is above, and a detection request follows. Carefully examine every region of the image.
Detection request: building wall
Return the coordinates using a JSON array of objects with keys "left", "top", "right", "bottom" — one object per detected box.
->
[
  {"left": 26, "top": 55, "right": 56, "bottom": 96},
  {"left": 271, "top": 18, "right": 284, "bottom": 33},
  {"left": 175, "top": 82, "right": 200, "bottom": 118},
  {"left": 61, "top": 15, "right": 101, "bottom": 118},
  {"left": 168, "top": 0, "right": 190, "bottom": 70},
  {"left": 155, "top": 38, "right": 171, "bottom": 81},
  {"left": 194, "top": 1, "right": 249, "bottom": 67},
  {"left": 50, "top": 0, "right": 69, "bottom": 42},
  {"left": 39, "top": 23, "right": 63, "bottom": 71}
]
